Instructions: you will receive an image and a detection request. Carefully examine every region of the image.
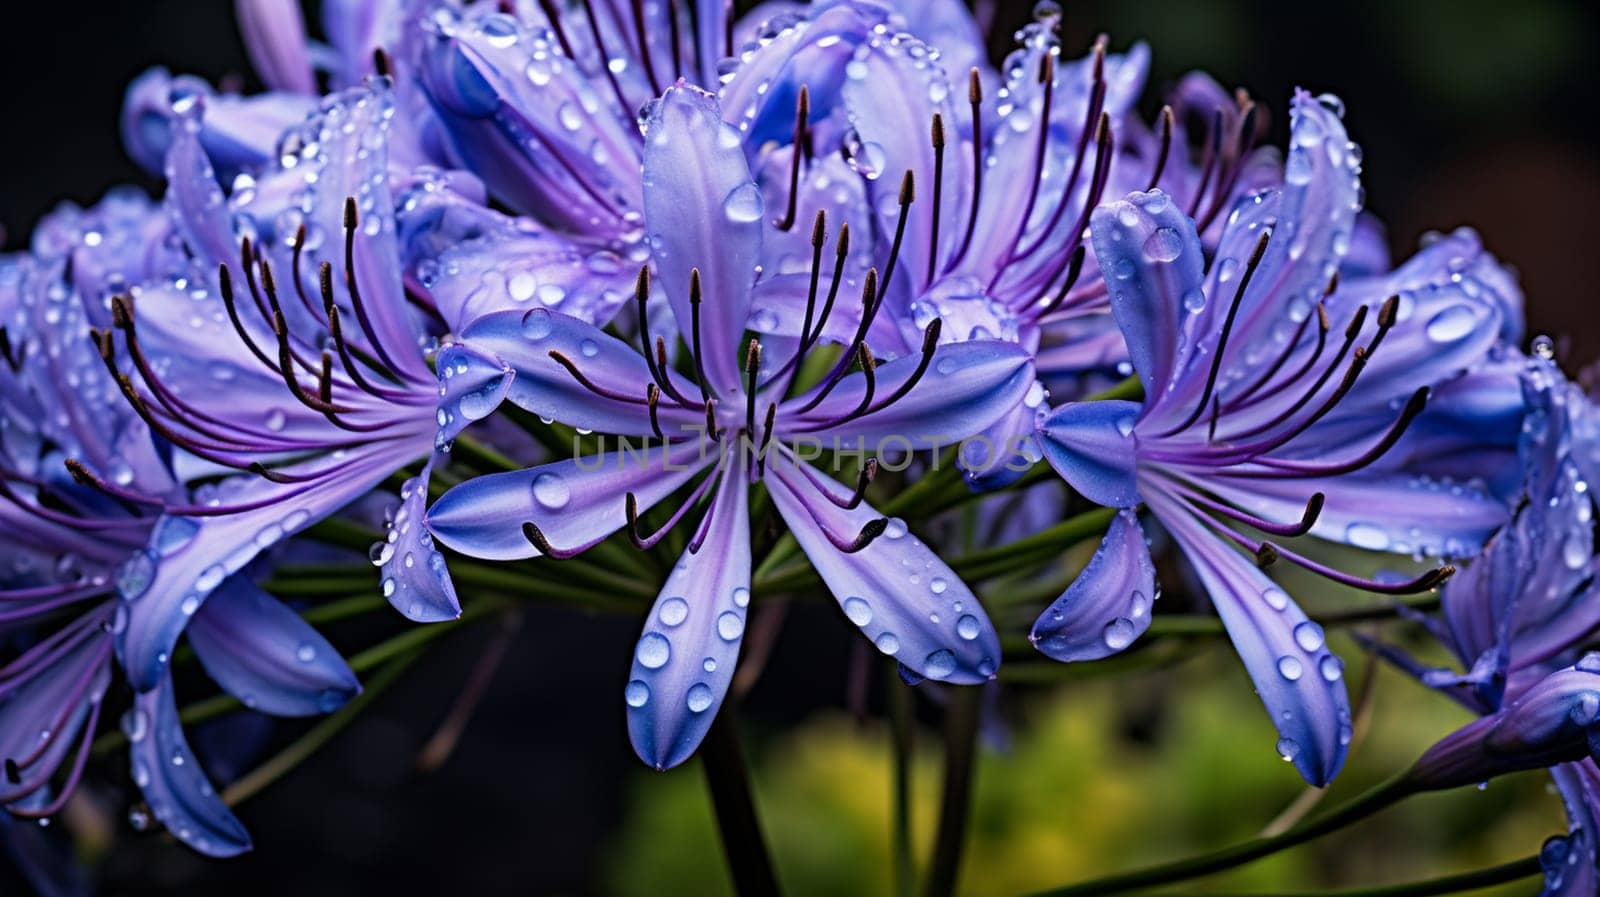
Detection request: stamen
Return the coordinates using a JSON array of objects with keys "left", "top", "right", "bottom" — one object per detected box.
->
[
  {"left": 655, "top": 336, "right": 698, "bottom": 407},
  {"left": 744, "top": 338, "right": 761, "bottom": 434},
  {"left": 926, "top": 112, "right": 946, "bottom": 283},
  {"left": 703, "top": 397, "right": 719, "bottom": 441},
  {"left": 289, "top": 222, "right": 326, "bottom": 321},
  {"left": 1186, "top": 488, "right": 1325, "bottom": 538},
  {"left": 625, "top": 468, "right": 720, "bottom": 551},
  {"left": 217, "top": 263, "right": 278, "bottom": 371},
  {"left": 631, "top": 268, "right": 695, "bottom": 408},
  {"left": 646, "top": 383, "right": 665, "bottom": 440},
  {"left": 833, "top": 517, "right": 889, "bottom": 554},
  {"left": 1252, "top": 387, "right": 1430, "bottom": 478},
  {"left": 995, "top": 53, "right": 1057, "bottom": 272},
  {"left": 1014, "top": 39, "right": 1107, "bottom": 266},
  {"left": 796, "top": 457, "right": 878, "bottom": 510},
  {"left": 792, "top": 268, "right": 877, "bottom": 414},
  {"left": 954, "top": 67, "right": 985, "bottom": 263},
  {"left": 1164, "top": 228, "right": 1272, "bottom": 435},
  {"left": 342, "top": 198, "right": 415, "bottom": 380},
  {"left": 763, "top": 211, "right": 829, "bottom": 390},
  {"left": 1186, "top": 108, "right": 1224, "bottom": 218},
  {"left": 548, "top": 350, "right": 647, "bottom": 404},
  {"left": 1196, "top": 99, "right": 1261, "bottom": 233},
  {"left": 856, "top": 319, "right": 941, "bottom": 421},
  {"left": 1037, "top": 244, "right": 1087, "bottom": 318},
  {"left": 755, "top": 402, "right": 777, "bottom": 478},
  {"left": 248, "top": 461, "right": 316, "bottom": 484},
  {"left": 521, "top": 521, "right": 591, "bottom": 559},
  {"left": 580, "top": 0, "right": 633, "bottom": 120},
  {"left": 63, "top": 459, "right": 163, "bottom": 507},
  {"left": 776, "top": 86, "right": 810, "bottom": 232},
  {"left": 849, "top": 344, "right": 878, "bottom": 419},
  {"left": 1146, "top": 105, "right": 1174, "bottom": 191},
  {"left": 687, "top": 268, "right": 713, "bottom": 403},
  {"left": 877, "top": 171, "right": 915, "bottom": 299},
  {"left": 1222, "top": 303, "right": 1366, "bottom": 444},
  {"left": 803, "top": 220, "right": 849, "bottom": 349},
  {"left": 536, "top": 0, "right": 578, "bottom": 59}
]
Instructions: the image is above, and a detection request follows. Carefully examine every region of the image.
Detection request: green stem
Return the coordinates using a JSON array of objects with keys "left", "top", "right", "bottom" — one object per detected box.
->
[
  {"left": 701, "top": 708, "right": 783, "bottom": 897},
  {"left": 1156, "top": 852, "right": 1541, "bottom": 897},
  {"left": 92, "top": 597, "right": 509, "bottom": 758},
  {"left": 452, "top": 434, "right": 522, "bottom": 472},
  {"left": 222, "top": 649, "right": 420, "bottom": 807},
  {"left": 952, "top": 507, "right": 1116, "bottom": 582},
  {"left": 1024, "top": 772, "right": 1421, "bottom": 897},
  {"left": 889, "top": 667, "right": 916, "bottom": 897},
  {"left": 923, "top": 686, "right": 982, "bottom": 897}
]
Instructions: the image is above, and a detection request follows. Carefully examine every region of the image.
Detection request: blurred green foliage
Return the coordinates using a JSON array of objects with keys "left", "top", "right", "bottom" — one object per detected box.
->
[{"left": 606, "top": 638, "right": 1559, "bottom": 896}]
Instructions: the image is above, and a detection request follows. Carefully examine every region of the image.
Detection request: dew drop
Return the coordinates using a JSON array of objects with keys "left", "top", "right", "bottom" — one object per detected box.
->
[
  {"left": 625, "top": 680, "right": 650, "bottom": 707},
  {"left": 658, "top": 596, "right": 689, "bottom": 626},
  {"left": 843, "top": 596, "right": 873, "bottom": 626},
  {"left": 532, "top": 472, "right": 571, "bottom": 509},
  {"left": 923, "top": 649, "right": 957, "bottom": 680},
  {"left": 636, "top": 632, "right": 670, "bottom": 669}
]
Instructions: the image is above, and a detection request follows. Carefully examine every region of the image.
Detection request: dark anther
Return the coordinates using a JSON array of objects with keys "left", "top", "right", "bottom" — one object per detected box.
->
[
  {"left": 646, "top": 383, "right": 664, "bottom": 440},
  {"left": 0, "top": 326, "right": 16, "bottom": 371},
  {"left": 372, "top": 47, "right": 393, "bottom": 78},
  {"left": 744, "top": 338, "right": 761, "bottom": 434},
  {"left": 522, "top": 521, "right": 588, "bottom": 559},
  {"left": 3, "top": 758, "right": 19, "bottom": 785},
  {"left": 248, "top": 461, "right": 303, "bottom": 484},
  {"left": 842, "top": 517, "right": 889, "bottom": 554},
  {"left": 878, "top": 170, "right": 915, "bottom": 299},
  {"left": 1146, "top": 105, "right": 1175, "bottom": 191},
  {"left": 1254, "top": 542, "right": 1280, "bottom": 568}
]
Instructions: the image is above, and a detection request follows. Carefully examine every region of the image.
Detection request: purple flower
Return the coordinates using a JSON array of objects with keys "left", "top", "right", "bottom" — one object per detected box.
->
[
  {"left": 1032, "top": 91, "right": 1522, "bottom": 786},
  {"left": 0, "top": 191, "right": 358, "bottom": 857},
  {"left": 424, "top": 84, "right": 1032, "bottom": 769},
  {"left": 103, "top": 81, "right": 461, "bottom": 700},
  {"left": 1392, "top": 357, "right": 1600, "bottom": 896}
]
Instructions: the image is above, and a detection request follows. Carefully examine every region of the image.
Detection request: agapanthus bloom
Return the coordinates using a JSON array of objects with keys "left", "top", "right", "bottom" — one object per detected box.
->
[
  {"left": 424, "top": 84, "right": 1031, "bottom": 768},
  {"left": 1396, "top": 358, "right": 1600, "bottom": 895},
  {"left": 105, "top": 79, "right": 464, "bottom": 704},
  {"left": 1033, "top": 91, "right": 1523, "bottom": 785},
  {"left": 1, "top": 190, "right": 358, "bottom": 857}
]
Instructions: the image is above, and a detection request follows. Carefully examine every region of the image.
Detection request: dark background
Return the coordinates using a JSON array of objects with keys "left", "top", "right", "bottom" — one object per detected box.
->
[{"left": 0, "top": 2, "right": 1595, "bottom": 895}]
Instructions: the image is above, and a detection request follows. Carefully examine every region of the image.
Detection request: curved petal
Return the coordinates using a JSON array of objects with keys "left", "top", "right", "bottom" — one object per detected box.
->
[
  {"left": 1089, "top": 189, "right": 1206, "bottom": 403},
  {"left": 187, "top": 576, "right": 361, "bottom": 717},
  {"left": 435, "top": 340, "right": 515, "bottom": 448},
  {"left": 785, "top": 340, "right": 1034, "bottom": 451},
  {"left": 235, "top": 0, "right": 317, "bottom": 94},
  {"left": 766, "top": 453, "right": 999, "bottom": 683},
  {"left": 1030, "top": 509, "right": 1157, "bottom": 661},
  {"left": 643, "top": 83, "right": 762, "bottom": 399},
  {"left": 122, "top": 68, "right": 312, "bottom": 178},
  {"left": 426, "top": 440, "right": 714, "bottom": 561},
  {"left": 375, "top": 462, "right": 461, "bottom": 623},
  {"left": 840, "top": 24, "right": 963, "bottom": 300},
  {"left": 418, "top": 6, "right": 642, "bottom": 235},
  {"left": 1151, "top": 490, "right": 1351, "bottom": 787},
  {"left": 1210, "top": 467, "right": 1506, "bottom": 560},
  {"left": 397, "top": 181, "right": 635, "bottom": 332},
  {"left": 128, "top": 680, "right": 251, "bottom": 857},
  {"left": 117, "top": 437, "right": 423, "bottom": 691},
  {"left": 627, "top": 450, "right": 750, "bottom": 769},
  {"left": 1037, "top": 399, "right": 1141, "bottom": 509},
  {"left": 1200, "top": 91, "right": 1360, "bottom": 360},
  {"left": 456, "top": 308, "right": 704, "bottom": 439}
]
